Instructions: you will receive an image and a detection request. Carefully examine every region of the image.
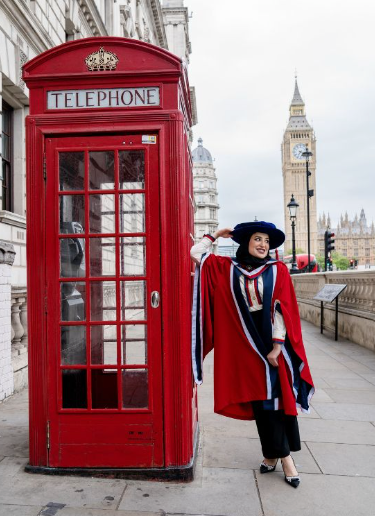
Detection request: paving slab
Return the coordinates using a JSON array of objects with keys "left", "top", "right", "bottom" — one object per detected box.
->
[
  {"left": 119, "top": 467, "right": 262, "bottom": 516},
  {"left": 323, "top": 376, "right": 375, "bottom": 390},
  {"left": 310, "top": 368, "right": 360, "bottom": 379},
  {"left": 306, "top": 442, "right": 375, "bottom": 477},
  {"left": 201, "top": 412, "right": 260, "bottom": 439},
  {"left": 350, "top": 357, "right": 375, "bottom": 369},
  {"left": 256, "top": 472, "right": 375, "bottom": 516},
  {"left": 0, "top": 457, "right": 126, "bottom": 510},
  {"left": 0, "top": 505, "right": 42, "bottom": 516},
  {"left": 203, "top": 435, "right": 261, "bottom": 470},
  {"left": 0, "top": 407, "right": 29, "bottom": 426},
  {"left": 325, "top": 355, "right": 375, "bottom": 374},
  {"left": 310, "top": 388, "right": 334, "bottom": 403},
  {"left": 0, "top": 425, "right": 29, "bottom": 457},
  {"left": 359, "top": 373, "right": 375, "bottom": 385},
  {"left": 313, "top": 402, "right": 375, "bottom": 421},
  {"left": 307, "top": 356, "right": 349, "bottom": 371},
  {"left": 60, "top": 510, "right": 162, "bottom": 516},
  {"left": 297, "top": 405, "right": 321, "bottom": 418},
  {"left": 323, "top": 388, "right": 375, "bottom": 404},
  {"left": 308, "top": 376, "right": 330, "bottom": 388},
  {"left": 298, "top": 418, "right": 375, "bottom": 444},
  {"left": 202, "top": 433, "right": 320, "bottom": 474}
]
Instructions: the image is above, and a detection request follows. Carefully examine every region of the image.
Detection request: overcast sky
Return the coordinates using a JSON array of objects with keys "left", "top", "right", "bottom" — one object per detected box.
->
[{"left": 185, "top": 0, "right": 375, "bottom": 233}]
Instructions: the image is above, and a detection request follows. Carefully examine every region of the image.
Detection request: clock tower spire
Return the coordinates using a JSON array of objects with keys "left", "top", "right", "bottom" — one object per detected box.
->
[{"left": 282, "top": 78, "right": 317, "bottom": 257}]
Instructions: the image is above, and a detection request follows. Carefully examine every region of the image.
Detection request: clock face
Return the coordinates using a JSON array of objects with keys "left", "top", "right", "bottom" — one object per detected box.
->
[{"left": 292, "top": 143, "right": 306, "bottom": 160}]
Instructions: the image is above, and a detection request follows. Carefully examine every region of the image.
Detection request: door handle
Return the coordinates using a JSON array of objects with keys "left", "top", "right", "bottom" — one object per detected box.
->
[{"left": 151, "top": 291, "right": 160, "bottom": 308}]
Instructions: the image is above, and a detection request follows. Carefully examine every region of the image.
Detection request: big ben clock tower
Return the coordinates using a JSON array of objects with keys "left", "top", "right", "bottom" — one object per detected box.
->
[{"left": 282, "top": 78, "right": 317, "bottom": 256}]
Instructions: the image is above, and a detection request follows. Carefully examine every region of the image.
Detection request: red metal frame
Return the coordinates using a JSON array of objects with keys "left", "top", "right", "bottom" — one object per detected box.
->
[{"left": 24, "top": 37, "right": 197, "bottom": 473}]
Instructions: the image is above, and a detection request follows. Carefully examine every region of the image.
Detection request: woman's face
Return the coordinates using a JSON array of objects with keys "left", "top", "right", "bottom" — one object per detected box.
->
[{"left": 248, "top": 232, "right": 270, "bottom": 258}]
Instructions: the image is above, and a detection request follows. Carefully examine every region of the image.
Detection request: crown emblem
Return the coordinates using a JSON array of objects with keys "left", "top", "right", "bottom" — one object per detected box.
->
[{"left": 85, "top": 47, "right": 119, "bottom": 71}]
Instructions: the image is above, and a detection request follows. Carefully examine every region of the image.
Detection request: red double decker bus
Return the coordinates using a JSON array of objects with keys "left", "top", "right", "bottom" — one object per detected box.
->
[{"left": 283, "top": 254, "right": 318, "bottom": 273}]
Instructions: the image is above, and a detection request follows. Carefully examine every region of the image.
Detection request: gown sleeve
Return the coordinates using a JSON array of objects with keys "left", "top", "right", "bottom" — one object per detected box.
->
[{"left": 191, "top": 238, "right": 231, "bottom": 384}]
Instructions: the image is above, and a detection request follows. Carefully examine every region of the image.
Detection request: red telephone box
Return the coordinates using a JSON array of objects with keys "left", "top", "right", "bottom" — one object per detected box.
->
[{"left": 23, "top": 37, "right": 198, "bottom": 479}]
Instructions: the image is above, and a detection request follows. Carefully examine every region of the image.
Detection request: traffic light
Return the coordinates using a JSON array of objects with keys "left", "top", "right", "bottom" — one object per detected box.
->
[
  {"left": 349, "top": 259, "right": 354, "bottom": 269},
  {"left": 324, "top": 230, "right": 335, "bottom": 271}
]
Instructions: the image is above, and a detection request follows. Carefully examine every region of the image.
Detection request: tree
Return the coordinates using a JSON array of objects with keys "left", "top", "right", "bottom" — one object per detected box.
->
[
  {"left": 331, "top": 251, "right": 350, "bottom": 271},
  {"left": 286, "top": 248, "right": 305, "bottom": 255},
  {"left": 316, "top": 252, "right": 350, "bottom": 271}
]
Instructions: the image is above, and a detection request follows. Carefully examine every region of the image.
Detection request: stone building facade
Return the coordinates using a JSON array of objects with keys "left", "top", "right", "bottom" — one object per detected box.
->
[
  {"left": 0, "top": 0, "right": 193, "bottom": 400},
  {"left": 281, "top": 79, "right": 318, "bottom": 255},
  {"left": 318, "top": 210, "right": 375, "bottom": 267},
  {"left": 0, "top": 0, "right": 193, "bottom": 286},
  {"left": 192, "top": 138, "right": 220, "bottom": 253}
]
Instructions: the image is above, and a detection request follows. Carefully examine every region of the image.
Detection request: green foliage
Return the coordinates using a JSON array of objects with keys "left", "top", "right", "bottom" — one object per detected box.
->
[
  {"left": 316, "top": 254, "right": 325, "bottom": 270},
  {"left": 317, "top": 252, "right": 350, "bottom": 271},
  {"left": 286, "top": 248, "right": 305, "bottom": 255},
  {"left": 331, "top": 251, "right": 350, "bottom": 271}
]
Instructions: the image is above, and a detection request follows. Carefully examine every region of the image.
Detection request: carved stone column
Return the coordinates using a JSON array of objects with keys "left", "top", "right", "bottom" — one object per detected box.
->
[
  {"left": 11, "top": 297, "right": 25, "bottom": 346},
  {"left": 20, "top": 298, "right": 28, "bottom": 345}
]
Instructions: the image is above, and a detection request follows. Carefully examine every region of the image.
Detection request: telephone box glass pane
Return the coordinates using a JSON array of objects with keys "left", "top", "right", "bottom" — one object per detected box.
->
[
  {"left": 90, "top": 237, "right": 116, "bottom": 276},
  {"left": 91, "top": 324, "right": 117, "bottom": 365},
  {"left": 91, "top": 281, "right": 116, "bottom": 321},
  {"left": 119, "top": 194, "right": 145, "bottom": 233},
  {"left": 122, "top": 369, "right": 148, "bottom": 408},
  {"left": 60, "top": 237, "right": 86, "bottom": 278},
  {"left": 120, "top": 237, "right": 145, "bottom": 276},
  {"left": 121, "top": 325, "right": 147, "bottom": 365},
  {"left": 89, "top": 151, "right": 115, "bottom": 190},
  {"left": 92, "top": 369, "right": 118, "bottom": 409},
  {"left": 61, "top": 326, "right": 87, "bottom": 365},
  {"left": 120, "top": 281, "right": 146, "bottom": 321},
  {"left": 59, "top": 152, "right": 85, "bottom": 191},
  {"left": 62, "top": 370, "right": 87, "bottom": 408},
  {"left": 59, "top": 195, "right": 85, "bottom": 233},
  {"left": 119, "top": 150, "right": 145, "bottom": 189},
  {"left": 61, "top": 282, "right": 86, "bottom": 321},
  {"left": 89, "top": 194, "right": 115, "bottom": 234}
]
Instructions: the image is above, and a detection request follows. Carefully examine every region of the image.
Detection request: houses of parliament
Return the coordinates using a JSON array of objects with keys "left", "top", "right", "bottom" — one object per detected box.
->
[{"left": 282, "top": 80, "right": 375, "bottom": 267}]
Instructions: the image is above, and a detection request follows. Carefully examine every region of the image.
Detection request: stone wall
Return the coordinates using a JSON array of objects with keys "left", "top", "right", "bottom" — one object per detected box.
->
[
  {"left": 0, "top": 241, "right": 16, "bottom": 402},
  {"left": 291, "top": 270, "right": 375, "bottom": 351}
]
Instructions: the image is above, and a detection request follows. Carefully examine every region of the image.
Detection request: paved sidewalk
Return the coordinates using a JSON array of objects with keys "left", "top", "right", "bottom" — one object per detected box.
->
[{"left": 1, "top": 320, "right": 375, "bottom": 516}]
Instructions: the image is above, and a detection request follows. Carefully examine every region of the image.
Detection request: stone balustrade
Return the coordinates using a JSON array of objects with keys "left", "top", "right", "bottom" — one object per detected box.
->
[
  {"left": 11, "top": 287, "right": 28, "bottom": 392},
  {"left": 291, "top": 270, "right": 375, "bottom": 351}
]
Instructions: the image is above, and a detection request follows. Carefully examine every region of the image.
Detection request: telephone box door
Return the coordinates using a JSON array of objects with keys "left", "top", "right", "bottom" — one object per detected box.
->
[{"left": 45, "top": 134, "right": 163, "bottom": 468}]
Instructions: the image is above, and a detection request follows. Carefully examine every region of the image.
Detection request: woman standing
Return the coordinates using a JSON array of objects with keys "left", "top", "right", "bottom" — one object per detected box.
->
[{"left": 191, "top": 221, "right": 314, "bottom": 488}]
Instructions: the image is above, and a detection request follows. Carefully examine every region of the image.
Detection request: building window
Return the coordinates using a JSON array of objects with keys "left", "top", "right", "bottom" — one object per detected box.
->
[
  {"left": 209, "top": 208, "right": 216, "bottom": 220},
  {"left": 210, "top": 194, "right": 215, "bottom": 203},
  {"left": 199, "top": 181, "right": 204, "bottom": 189},
  {"left": 1, "top": 101, "right": 13, "bottom": 211}
]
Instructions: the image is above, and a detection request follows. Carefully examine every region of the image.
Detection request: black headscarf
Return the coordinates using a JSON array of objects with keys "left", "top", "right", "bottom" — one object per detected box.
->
[{"left": 235, "top": 238, "right": 271, "bottom": 269}]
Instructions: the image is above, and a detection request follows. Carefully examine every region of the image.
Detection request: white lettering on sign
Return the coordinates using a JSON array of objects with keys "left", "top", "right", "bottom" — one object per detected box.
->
[{"left": 47, "top": 87, "right": 160, "bottom": 110}]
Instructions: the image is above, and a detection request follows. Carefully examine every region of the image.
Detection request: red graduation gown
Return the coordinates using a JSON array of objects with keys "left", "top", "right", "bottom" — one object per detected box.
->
[{"left": 192, "top": 254, "right": 314, "bottom": 420}]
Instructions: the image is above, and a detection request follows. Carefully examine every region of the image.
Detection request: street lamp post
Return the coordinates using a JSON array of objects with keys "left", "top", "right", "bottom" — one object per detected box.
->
[
  {"left": 287, "top": 194, "right": 299, "bottom": 273},
  {"left": 302, "top": 144, "right": 314, "bottom": 272}
]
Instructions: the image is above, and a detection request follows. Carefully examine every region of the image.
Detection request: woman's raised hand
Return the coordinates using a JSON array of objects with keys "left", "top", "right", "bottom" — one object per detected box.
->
[{"left": 213, "top": 228, "right": 233, "bottom": 239}]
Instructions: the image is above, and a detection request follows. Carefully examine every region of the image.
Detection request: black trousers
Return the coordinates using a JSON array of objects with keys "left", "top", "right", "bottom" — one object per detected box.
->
[{"left": 252, "top": 401, "right": 301, "bottom": 459}]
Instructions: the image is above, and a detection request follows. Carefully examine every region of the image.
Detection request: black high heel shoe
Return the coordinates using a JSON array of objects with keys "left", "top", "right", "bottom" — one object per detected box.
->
[
  {"left": 281, "top": 456, "right": 300, "bottom": 488},
  {"left": 260, "top": 459, "right": 278, "bottom": 474}
]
